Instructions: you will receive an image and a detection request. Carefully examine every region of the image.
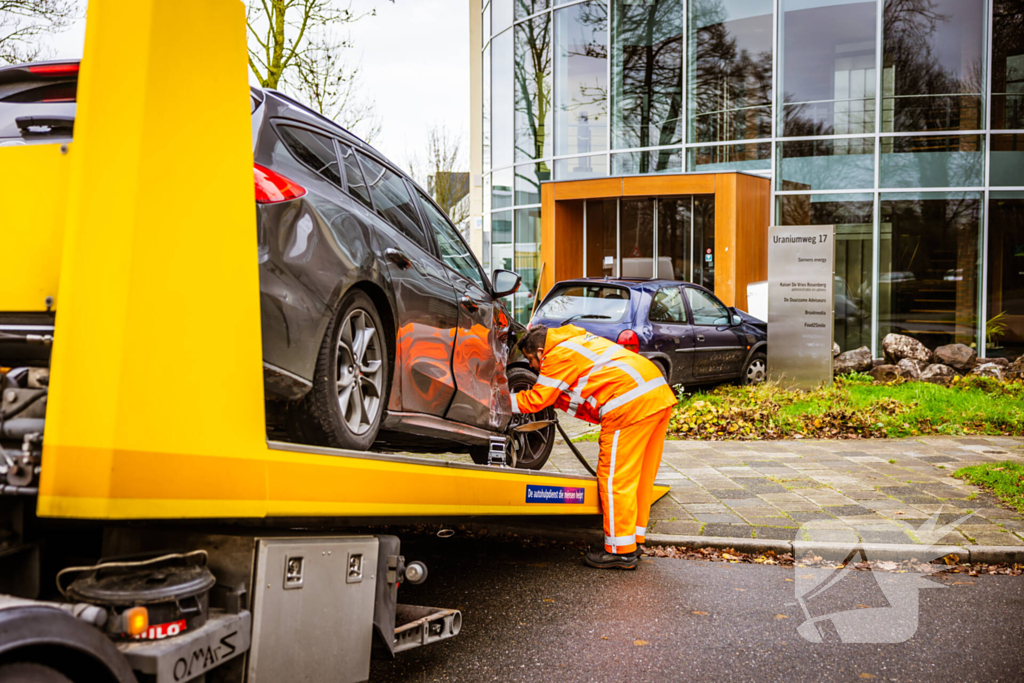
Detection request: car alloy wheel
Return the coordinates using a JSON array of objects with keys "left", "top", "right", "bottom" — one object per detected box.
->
[
  {"left": 744, "top": 357, "right": 766, "bottom": 385},
  {"left": 336, "top": 308, "right": 384, "bottom": 435}
]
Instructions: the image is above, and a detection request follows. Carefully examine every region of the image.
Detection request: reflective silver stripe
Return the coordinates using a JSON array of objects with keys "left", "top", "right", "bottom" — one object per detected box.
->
[
  {"left": 535, "top": 374, "right": 569, "bottom": 392},
  {"left": 598, "top": 377, "right": 668, "bottom": 418},
  {"left": 605, "top": 533, "right": 636, "bottom": 546},
  {"left": 607, "top": 359, "right": 645, "bottom": 386},
  {"left": 636, "top": 526, "right": 647, "bottom": 537},
  {"left": 606, "top": 429, "right": 619, "bottom": 546},
  {"left": 565, "top": 344, "right": 620, "bottom": 415},
  {"left": 559, "top": 340, "right": 602, "bottom": 363},
  {"left": 510, "top": 392, "right": 521, "bottom": 414}
]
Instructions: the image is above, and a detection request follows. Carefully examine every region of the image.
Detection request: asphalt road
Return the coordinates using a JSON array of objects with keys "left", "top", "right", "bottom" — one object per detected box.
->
[{"left": 370, "top": 533, "right": 1024, "bottom": 683}]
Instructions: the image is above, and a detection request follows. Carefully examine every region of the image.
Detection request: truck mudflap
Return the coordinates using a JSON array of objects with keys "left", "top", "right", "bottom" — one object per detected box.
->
[
  {"left": 392, "top": 605, "right": 462, "bottom": 654},
  {"left": 116, "top": 609, "right": 250, "bottom": 683}
]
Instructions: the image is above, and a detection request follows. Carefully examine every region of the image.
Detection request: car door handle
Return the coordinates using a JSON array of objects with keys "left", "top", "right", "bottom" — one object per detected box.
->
[
  {"left": 385, "top": 248, "right": 411, "bottom": 269},
  {"left": 696, "top": 334, "right": 705, "bottom": 342},
  {"left": 460, "top": 295, "right": 480, "bottom": 312}
]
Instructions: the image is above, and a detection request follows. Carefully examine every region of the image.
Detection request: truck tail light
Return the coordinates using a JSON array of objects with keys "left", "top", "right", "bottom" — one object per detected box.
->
[
  {"left": 254, "top": 164, "right": 306, "bottom": 204},
  {"left": 616, "top": 329, "right": 639, "bottom": 353}
]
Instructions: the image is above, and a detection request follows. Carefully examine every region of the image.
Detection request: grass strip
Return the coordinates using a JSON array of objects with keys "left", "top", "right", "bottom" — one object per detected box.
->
[{"left": 953, "top": 461, "right": 1024, "bottom": 514}]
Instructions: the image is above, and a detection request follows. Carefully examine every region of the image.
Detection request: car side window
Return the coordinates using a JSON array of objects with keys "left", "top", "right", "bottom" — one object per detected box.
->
[
  {"left": 276, "top": 125, "right": 341, "bottom": 186},
  {"left": 685, "top": 288, "right": 730, "bottom": 326},
  {"left": 337, "top": 143, "right": 373, "bottom": 209},
  {"left": 650, "top": 286, "right": 687, "bottom": 323},
  {"left": 356, "top": 152, "right": 431, "bottom": 252},
  {"left": 416, "top": 190, "right": 486, "bottom": 289}
]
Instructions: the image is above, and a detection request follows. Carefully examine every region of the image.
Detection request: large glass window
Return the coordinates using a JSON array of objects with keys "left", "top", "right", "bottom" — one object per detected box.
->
[
  {"left": 492, "top": 166, "right": 514, "bottom": 209},
  {"left": 777, "top": 193, "right": 874, "bottom": 351},
  {"left": 358, "top": 153, "right": 431, "bottom": 252},
  {"left": 493, "top": 0, "right": 514, "bottom": 35},
  {"left": 987, "top": 193, "right": 1024, "bottom": 358},
  {"left": 991, "top": 134, "right": 1024, "bottom": 186},
  {"left": 879, "top": 135, "right": 984, "bottom": 188},
  {"left": 483, "top": 44, "right": 491, "bottom": 171},
  {"left": 780, "top": 0, "right": 877, "bottom": 137},
  {"left": 881, "top": 0, "right": 985, "bottom": 133},
  {"left": 584, "top": 199, "right": 618, "bottom": 277},
  {"left": 992, "top": 0, "right": 1024, "bottom": 129},
  {"left": 611, "top": 0, "right": 683, "bottom": 150},
  {"left": 619, "top": 198, "right": 655, "bottom": 277},
  {"left": 687, "top": 142, "right": 770, "bottom": 172},
  {"left": 554, "top": 1, "right": 608, "bottom": 157},
  {"left": 514, "top": 208, "right": 542, "bottom": 322},
  {"left": 515, "top": 13, "right": 553, "bottom": 162},
  {"left": 688, "top": 0, "right": 772, "bottom": 144},
  {"left": 879, "top": 192, "right": 982, "bottom": 350},
  {"left": 658, "top": 198, "right": 692, "bottom": 281},
  {"left": 554, "top": 153, "right": 608, "bottom": 180},
  {"left": 611, "top": 147, "right": 683, "bottom": 175},
  {"left": 491, "top": 209, "right": 514, "bottom": 297},
  {"left": 515, "top": 162, "right": 549, "bottom": 205},
  {"left": 515, "top": 0, "right": 549, "bottom": 20},
  {"left": 492, "top": 30, "right": 514, "bottom": 169},
  {"left": 778, "top": 139, "right": 875, "bottom": 191}
]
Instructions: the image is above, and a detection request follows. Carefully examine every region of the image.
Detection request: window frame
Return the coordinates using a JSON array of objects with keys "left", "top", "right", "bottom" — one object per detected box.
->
[
  {"left": 354, "top": 149, "right": 436, "bottom": 255},
  {"left": 412, "top": 185, "right": 491, "bottom": 290}
]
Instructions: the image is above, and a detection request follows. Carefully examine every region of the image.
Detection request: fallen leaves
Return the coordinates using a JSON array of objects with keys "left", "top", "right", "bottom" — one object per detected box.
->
[
  {"left": 633, "top": 640, "right": 649, "bottom": 647},
  {"left": 692, "top": 611, "right": 709, "bottom": 616},
  {"left": 774, "top": 614, "right": 788, "bottom": 620}
]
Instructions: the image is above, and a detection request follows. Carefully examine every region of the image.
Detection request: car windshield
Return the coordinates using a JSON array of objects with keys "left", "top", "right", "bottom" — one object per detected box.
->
[{"left": 534, "top": 284, "right": 631, "bottom": 324}]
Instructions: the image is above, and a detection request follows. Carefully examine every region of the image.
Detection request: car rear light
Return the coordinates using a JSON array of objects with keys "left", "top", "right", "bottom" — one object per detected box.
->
[
  {"left": 28, "top": 63, "right": 80, "bottom": 76},
  {"left": 616, "top": 329, "right": 639, "bottom": 354},
  {"left": 254, "top": 164, "right": 306, "bottom": 204}
]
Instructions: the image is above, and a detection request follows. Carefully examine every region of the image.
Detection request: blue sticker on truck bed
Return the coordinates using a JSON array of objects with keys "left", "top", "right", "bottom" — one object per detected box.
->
[{"left": 526, "top": 485, "right": 585, "bottom": 504}]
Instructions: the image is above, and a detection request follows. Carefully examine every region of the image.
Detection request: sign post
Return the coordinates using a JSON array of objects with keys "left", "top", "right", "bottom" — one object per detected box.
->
[{"left": 767, "top": 225, "right": 835, "bottom": 390}]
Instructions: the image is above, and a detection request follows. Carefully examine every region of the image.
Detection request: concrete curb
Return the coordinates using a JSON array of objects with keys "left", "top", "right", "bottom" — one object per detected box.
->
[{"left": 646, "top": 533, "right": 1024, "bottom": 565}]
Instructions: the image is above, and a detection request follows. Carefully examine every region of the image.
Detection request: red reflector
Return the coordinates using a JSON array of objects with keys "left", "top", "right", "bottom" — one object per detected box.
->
[
  {"left": 254, "top": 164, "right": 306, "bottom": 204},
  {"left": 616, "top": 329, "right": 639, "bottom": 354},
  {"left": 28, "top": 63, "right": 80, "bottom": 76}
]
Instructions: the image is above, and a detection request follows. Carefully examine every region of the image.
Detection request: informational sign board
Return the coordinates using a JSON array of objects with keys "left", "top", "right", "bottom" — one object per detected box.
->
[{"left": 767, "top": 225, "right": 835, "bottom": 390}]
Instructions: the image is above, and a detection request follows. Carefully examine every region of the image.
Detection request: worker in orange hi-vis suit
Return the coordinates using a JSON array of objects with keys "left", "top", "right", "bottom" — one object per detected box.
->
[{"left": 512, "top": 324, "right": 677, "bottom": 570}]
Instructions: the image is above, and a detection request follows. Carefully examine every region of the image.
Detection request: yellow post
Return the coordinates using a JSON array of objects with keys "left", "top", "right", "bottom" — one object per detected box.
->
[{"left": 38, "top": 0, "right": 267, "bottom": 518}]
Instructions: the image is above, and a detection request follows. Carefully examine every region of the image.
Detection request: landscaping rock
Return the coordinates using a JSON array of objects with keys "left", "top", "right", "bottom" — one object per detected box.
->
[
  {"left": 920, "top": 363, "right": 956, "bottom": 384},
  {"left": 896, "top": 358, "right": 920, "bottom": 379},
  {"left": 834, "top": 346, "right": 872, "bottom": 375},
  {"left": 970, "top": 363, "right": 1003, "bottom": 380},
  {"left": 978, "top": 357, "right": 1009, "bottom": 369},
  {"left": 1008, "top": 356, "right": 1024, "bottom": 378},
  {"left": 869, "top": 364, "right": 901, "bottom": 382},
  {"left": 934, "top": 343, "right": 977, "bottom": 373},
  {"left": 882, "top": 333, "right": 932, "bottom": 365},
  {"left": 833, "top": 342, "right": 840, "bottom": 357},
  {"left": 872, "top": 358, "right": 886, "bottom": 368}
]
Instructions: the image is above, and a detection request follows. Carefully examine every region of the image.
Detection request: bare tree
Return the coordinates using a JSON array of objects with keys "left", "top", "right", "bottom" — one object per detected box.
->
[
  {"left": 0, "top": 0, "right": 78, "bottom": 64},
  {"left": 410, "top": 124, "right": 470, "bottom": 231},
  {"left": 292, "top": 30, "right": 381, "bottom": 142}
]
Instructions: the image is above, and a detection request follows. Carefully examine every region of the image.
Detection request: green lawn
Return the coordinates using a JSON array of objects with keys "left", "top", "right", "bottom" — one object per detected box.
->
[
  {"left": 954, "top": 461, "right": 1024, "bottom": 513},
  {"left": 667, "top": 374, "right": 1024, "bottom": 440}
]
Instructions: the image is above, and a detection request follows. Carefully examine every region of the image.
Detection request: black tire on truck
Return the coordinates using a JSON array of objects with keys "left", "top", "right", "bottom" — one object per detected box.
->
[
  {"left": 0, "top": 663, "right": 73, "bottom": 683},
  {"left": 301, "top": 290, "right": 390, "bottom": 450}
]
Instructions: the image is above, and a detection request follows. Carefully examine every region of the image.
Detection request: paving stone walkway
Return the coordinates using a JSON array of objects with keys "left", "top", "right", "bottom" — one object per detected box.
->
[{"left": 428, "top": 433, "right": 1024, "bottom": 546}]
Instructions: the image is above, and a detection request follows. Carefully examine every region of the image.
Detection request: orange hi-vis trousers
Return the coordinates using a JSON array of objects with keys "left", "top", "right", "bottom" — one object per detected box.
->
[{"left": 598, "top": 406, "right": 673, "bottom": 554}]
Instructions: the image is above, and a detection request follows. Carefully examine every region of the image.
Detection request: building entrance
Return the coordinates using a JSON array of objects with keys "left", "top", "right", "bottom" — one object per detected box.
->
[{"left": 581, "top": 196, "right": 716, "bottom": 290}]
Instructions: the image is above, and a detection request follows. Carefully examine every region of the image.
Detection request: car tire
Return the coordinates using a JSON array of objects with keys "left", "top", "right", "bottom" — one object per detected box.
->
[
  {"left": 506, "top": 366, "right": 556, "bottom": 470},
  {"left": 741, "top": 352, "right": 767, "bottom": 386},
  {"left": 653, "top": 359, "right": 670, "bottom": 382},
  {"left": 0, "top": 663, "right": 73, "bottom": 683},
  {"left": 300, "top": 290, "right": 390, "bottom": 451}
]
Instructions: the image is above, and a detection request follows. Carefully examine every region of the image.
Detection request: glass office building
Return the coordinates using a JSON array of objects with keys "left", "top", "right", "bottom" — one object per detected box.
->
[{"left": 472, "top": 0, "right": 1024, "bottom": 358}]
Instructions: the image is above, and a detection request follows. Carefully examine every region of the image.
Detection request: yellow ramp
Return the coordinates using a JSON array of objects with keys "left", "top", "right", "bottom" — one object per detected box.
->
[{"left": 33, "top": 0, "right": 667, "bottom": 520}]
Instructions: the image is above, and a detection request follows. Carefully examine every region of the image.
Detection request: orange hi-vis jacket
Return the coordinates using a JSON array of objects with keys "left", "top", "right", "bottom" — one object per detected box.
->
[{"left": 510, "top": 325, "right": 676, "bottom": 430}]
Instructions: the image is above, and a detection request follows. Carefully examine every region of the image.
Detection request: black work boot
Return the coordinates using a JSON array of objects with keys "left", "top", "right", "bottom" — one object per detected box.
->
[{"left": 584, "top": 548, "right": 639, "bottom": 570}]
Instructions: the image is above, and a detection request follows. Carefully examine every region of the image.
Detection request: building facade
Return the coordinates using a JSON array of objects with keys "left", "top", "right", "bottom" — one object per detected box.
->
[{"left": 469, "top": 0, "right": 1024, "bottom": 359}]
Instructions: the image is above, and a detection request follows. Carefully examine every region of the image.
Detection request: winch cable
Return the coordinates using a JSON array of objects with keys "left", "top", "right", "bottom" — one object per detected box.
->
[{"left": 554, "top": 419, "right": 597, "bottom": 477}]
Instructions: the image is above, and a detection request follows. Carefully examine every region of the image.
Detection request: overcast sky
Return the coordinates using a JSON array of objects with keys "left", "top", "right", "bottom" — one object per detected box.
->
[{"left": 42, "top": 0, "right": 470, "bottom": 170}]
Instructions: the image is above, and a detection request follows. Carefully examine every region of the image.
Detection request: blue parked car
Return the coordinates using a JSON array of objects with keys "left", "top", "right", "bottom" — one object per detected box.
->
[{"left": 529, "top": 278, "right": 768, "bottom": 387}]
